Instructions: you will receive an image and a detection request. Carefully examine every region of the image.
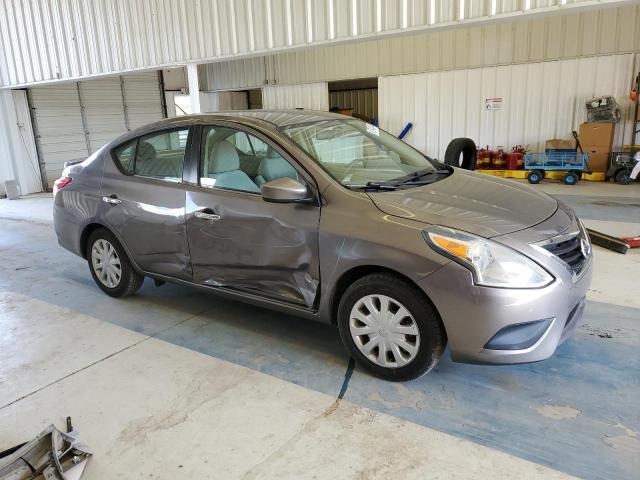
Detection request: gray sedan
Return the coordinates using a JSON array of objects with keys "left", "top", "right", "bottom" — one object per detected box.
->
[{"left": 53, "top": 110, "right": 593, "bottom": 380}]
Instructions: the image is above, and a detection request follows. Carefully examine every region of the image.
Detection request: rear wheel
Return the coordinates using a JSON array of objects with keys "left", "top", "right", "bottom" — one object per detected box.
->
[
  {"left": 337, "top": 273, "right": 446, "bottom": 381},
  {"left": 527, "top": 170, "right": 543, "bottom": 184},
  {"left": 615, "top": 169, "right": 633, "bottom": 185},
  {"left": 563, "top": 172, "right": 579, "bottom": 185},
  {"left": 87, "top": 228, "right": 144, "bottom": 297}
]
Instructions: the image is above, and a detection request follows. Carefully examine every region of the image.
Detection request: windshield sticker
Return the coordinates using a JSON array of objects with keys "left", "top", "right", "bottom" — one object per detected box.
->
[{"left": 366, "top": 124, "right": 379, "bottom": 136}]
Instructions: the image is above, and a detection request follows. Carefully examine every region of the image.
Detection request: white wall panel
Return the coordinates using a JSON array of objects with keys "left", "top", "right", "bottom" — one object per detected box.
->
[
  {"left": 379, "top": 53, "right": 637, "bottom": 159},
  {"left": 0, "top": 0, "right": 633, "bottom": 88},
  {"left": 0, "top": 90, "right": 42, "bottom": 196},
  {"left": 262, "top": 83, "right": 329, "bottom": 110}
]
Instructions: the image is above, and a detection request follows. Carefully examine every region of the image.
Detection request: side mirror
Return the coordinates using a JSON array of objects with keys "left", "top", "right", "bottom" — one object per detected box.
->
[{"left": 261, "top": 177, "right": 311, "bottom": 203}]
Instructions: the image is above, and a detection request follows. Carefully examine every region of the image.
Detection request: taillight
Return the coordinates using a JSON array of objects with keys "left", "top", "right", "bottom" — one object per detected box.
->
[{"left": 53, "top": 176, "right": 72, "bottom": 195}]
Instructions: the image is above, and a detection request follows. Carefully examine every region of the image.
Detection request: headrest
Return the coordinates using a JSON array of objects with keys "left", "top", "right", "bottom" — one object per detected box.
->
[
  {"left": 209, "top": 141, "right": 240, "bottom": 173},
  {"left": 258, "top": 154, "right": 297, "bottom": 182},
  {"left": 265, "top": 146, "right": 281, "bottom": 158},
  {"left": 137, "top": 141, "right": 156, "bottom": 164}
]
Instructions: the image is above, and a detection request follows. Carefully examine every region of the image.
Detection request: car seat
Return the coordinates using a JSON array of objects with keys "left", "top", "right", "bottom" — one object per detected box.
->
[
  {"left": 206, "top": 141, "right": 260, "bottom": 193},
  {"left": 135, "top": 140, "right": 182, "bottom": 179}
]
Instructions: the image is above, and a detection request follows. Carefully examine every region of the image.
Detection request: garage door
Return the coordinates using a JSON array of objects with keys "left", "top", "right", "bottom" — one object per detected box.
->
[
  {"left": 30, "top": 73, "right": 164, "bottom": 188},
  {"left": 29, "top": 84, "right": 87, "bottom": 188}
]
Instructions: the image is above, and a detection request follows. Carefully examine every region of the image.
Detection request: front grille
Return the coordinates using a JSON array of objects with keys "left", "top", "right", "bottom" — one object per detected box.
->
[{"left": 543, "top": 233, "right": 587, "bottom": 275}]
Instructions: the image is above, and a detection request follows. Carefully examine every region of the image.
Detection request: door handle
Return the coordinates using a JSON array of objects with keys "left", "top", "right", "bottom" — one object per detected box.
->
[
  {"left": 194, "top": 209, "right": 221, "bottom": 221},
  {"left": 102, "top": 195, "right": 122, "bottom": 206}
]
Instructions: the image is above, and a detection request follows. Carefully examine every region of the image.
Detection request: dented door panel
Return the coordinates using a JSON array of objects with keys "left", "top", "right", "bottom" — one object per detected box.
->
[{"left": 186, "top": 189, "right": 320, "bottom": 307}]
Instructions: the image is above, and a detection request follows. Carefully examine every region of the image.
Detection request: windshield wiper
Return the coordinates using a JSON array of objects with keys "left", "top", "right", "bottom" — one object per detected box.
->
[
  {"left": 394, "top": 168, "right": 452, "bottom": 185},
  {"left": 345, "top": 181, "right": 399, "bottom": 191}
]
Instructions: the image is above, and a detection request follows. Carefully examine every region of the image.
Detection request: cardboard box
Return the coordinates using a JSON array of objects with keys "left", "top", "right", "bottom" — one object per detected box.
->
[
  {"left": 545, "top": 139, "right": 575, "bottom": 150},
  {"left": 545, "top": 138, "right": 575, "bottom": 150},
  {"left": 585, "top": 149, "right": 611, "bottom": 173},
  {"left": 578, "top": 122, "right": 615, "bottom": 150}
]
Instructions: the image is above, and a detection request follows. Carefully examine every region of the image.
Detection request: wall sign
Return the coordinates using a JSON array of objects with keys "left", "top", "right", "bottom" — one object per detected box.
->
[{"left": 484, "top": 97, "right": 502, "bottom": 111}]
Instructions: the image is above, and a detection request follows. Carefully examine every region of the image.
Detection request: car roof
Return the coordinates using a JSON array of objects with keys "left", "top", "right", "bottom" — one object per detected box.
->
[
  {"left": 145, "top": 109, "right": 347, "bottom": 130},
  {"left": 109, "top": 110, "right": 350, "bottom": 148}
]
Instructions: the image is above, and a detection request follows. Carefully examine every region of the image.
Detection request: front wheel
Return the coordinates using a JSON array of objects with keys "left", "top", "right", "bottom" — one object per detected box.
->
[
  {"left": 615, "top": 169, "right": 633, "bottom": 185},
  {"left": 87, "top": 228, "right": 144, "bottom": 298},
  {"left": 337, "top": 273, "right": 446, "bottom": 381}
]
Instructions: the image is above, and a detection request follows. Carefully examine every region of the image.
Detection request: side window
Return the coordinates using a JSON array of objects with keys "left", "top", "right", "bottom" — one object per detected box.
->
[
  {"left": 134, "top": 129, "right": 189, "bottom": 181},
  {"left": 114, "top": 140, "right": 136, "bottom": 174},
  {"left": 200, "top": 126, "right": 299, "bottom": 193}
]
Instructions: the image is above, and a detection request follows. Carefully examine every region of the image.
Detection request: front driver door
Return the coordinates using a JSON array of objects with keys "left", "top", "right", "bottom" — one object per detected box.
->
[{"left": 185, "top": 124, "right": 321, "bottom": 308}]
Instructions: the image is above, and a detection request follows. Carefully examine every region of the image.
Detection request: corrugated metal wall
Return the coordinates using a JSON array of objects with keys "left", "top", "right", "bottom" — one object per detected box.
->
[
  {"left": 203, "top": 4, "right": 640, "bottom": 91},
  {"left": 262, "top": 83, "right": 329, "bottom": 110},
  {"left": 329, "top": 89, "right": 378, "bottom": 122},
  {"left": 379, "top": 53, "right": 638, "bottom": 159},
  {"left": 0, "top": 0, "right": 629, "bottom": 88},
  {"left": 274, "top": 4, "right": 640, "bottom": 84}
]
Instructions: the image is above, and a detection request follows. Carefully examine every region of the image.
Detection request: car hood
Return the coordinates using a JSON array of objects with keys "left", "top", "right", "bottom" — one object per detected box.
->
[{"left": 367, "top": 169, "right": 558, "bottom": 238}]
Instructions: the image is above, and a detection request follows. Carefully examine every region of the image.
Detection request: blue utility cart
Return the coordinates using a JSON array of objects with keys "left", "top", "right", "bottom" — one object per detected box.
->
[{"left": 524, "top": 131, "right": 591, "bottom": 185}]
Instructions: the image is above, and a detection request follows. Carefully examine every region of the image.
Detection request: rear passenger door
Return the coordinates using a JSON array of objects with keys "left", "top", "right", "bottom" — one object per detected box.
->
[{"left": 100, "top": 127, "right": 192, "bottom": 280}]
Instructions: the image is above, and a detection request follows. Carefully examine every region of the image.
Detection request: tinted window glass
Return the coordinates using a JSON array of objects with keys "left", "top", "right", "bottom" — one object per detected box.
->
[
  {"left": 114, "top": 141, "right": 135, "bottom": 174},
  {"left": 200, "top": 126, "right": 298, "bottom": 193},
  {"left": 135, "top": 129, "right": 189, "bottom": 181}
]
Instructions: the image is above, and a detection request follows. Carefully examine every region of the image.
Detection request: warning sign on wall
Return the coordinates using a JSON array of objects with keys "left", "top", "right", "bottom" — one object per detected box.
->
[{"left": 484, "top": 98, "right": 502, "bottom": 111}]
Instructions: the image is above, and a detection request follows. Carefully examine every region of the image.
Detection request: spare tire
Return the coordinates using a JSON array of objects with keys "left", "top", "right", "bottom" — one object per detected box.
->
[{"left": 444, "top": 138, "right": 477, "bottom": 170}]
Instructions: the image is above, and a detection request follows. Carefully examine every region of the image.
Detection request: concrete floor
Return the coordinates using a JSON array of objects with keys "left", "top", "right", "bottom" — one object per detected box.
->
[{"left": 1, "top": 180, "right": 639, "bottom": 479}]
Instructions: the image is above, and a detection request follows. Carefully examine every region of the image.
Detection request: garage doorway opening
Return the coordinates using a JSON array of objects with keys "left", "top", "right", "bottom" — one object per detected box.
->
[
  {"left": 328, "top": 78, "right": 378, "bottom": 124},
  {"left": 195, "top": 88, "right": 263, "bottom": 113}
]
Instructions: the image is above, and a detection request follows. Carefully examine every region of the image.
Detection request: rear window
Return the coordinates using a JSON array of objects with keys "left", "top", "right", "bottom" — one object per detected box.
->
[
  {"left": 114, "top": 141, "right": 135, "bottom": 174},
  {"left": 136, "top": 129, "right": 188, "bottom": 181},
  {"left": 112, "top": 128, "right": 190, "bottom": 182}
]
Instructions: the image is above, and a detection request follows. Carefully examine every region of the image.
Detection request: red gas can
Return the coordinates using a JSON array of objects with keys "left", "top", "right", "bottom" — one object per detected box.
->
[
  {"left": 491, "top": 148, "right": 506, "bottom": 169},
  {"left": 506, "top": 151, "right": 524, "bottom": 170},
  {"left": 476, "top": 146, "right": 492, "bottom": 169}
]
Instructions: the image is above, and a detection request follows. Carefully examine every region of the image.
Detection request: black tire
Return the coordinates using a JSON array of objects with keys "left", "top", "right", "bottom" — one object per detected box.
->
[
  {"left": 615, "top": 169, "right": 633, "bottom": 185},
  {"left": 337, "top": 273, "right": 446, "bottom": 381},
  {"left": 444, "top": 138, "right": 477, "bottom": 170},
  {"left": 86, "top": 227, "right": 144, "bottom": 298},
  {"left": 563, "top": 172, "right": 579, "bottom": 185},
  {"left": 527, "top": 170, "right": 542, "bottom": 184}
]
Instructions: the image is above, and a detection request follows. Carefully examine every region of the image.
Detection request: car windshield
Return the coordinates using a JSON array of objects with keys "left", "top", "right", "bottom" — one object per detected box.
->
[{"left": 281, "top": 119, "right": 440, "bottom": 188}]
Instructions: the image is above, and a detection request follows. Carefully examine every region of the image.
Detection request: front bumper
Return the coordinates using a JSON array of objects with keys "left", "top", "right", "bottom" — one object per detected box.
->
[{"left": 419, "top": 219, "right": 593, "bottom": 365}]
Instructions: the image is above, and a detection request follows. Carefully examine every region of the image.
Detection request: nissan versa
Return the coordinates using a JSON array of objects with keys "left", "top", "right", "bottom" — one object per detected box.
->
[{"left": 53, "top": 110, "right": 593, "bottom": 381}]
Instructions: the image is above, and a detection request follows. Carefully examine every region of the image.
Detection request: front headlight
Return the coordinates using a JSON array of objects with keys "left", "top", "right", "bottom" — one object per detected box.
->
[{"left": 423, "top": 226, "right": 554, "bottom": 289}]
